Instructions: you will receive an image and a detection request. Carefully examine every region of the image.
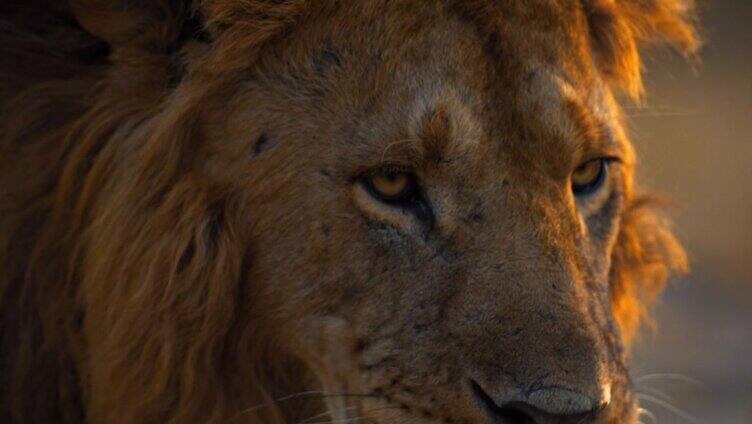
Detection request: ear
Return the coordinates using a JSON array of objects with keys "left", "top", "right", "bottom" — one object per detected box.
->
[
  {"left": 582, "top": 0, "right": 700, "bottom": 99},
  {"left": 69, "top": 1, "right": 199, "bottom": 51},
  {"left": 69, "top": 1, "right": 307, "bottom": 75},
  {"left": 197, "top": 0, "right": 312, "bottom": 72},
  {"left": 609, "top": 196, "right": 688, "bottom": 345}
]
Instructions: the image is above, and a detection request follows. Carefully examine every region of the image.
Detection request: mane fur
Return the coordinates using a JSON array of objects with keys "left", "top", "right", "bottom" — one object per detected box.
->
[
  {"left": 582, "top": 0, "right": 699, "bottom": 99},
  {"left": 0, "top": 0, "right": 692, "bottom": 422}
]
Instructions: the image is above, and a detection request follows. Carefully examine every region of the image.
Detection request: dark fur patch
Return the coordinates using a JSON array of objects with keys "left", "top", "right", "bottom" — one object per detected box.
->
[
  {"left": 170, "top": 11, "right": 211, "bottom": 53},
  {"left": 313, "top": 44, "right": 342, "bottom": 75},
  {"left": 252, "top": 133, "right": 271, "bottom": 157}
]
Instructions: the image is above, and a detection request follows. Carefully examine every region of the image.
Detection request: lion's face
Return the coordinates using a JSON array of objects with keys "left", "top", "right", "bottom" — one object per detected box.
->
[
  {"left": 205, "top": 2, "right": 645, "bottom": 423},
  {"left": 0, "top": 0, "right": 697, "bottom": 422}
]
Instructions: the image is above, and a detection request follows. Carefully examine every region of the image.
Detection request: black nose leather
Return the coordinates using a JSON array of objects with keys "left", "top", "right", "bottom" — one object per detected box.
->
[{"left": 470, "top": 381, "right": 597, "bottom": 424}]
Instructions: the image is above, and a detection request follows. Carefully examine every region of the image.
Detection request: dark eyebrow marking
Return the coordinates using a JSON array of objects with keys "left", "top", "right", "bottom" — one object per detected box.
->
[
  {"left": 313, "top": 44, "right": 343, "bottom": 76},
  {"left": 253, "top": 133, "right": 271, "bottom": 157}
]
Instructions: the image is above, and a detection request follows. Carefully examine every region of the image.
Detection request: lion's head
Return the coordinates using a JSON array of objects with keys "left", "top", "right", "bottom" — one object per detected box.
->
[{"left": 1, "top": 1, "right": 696, "bottom": 423}]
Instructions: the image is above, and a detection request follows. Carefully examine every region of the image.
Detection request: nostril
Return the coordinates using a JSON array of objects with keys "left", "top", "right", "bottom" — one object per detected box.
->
[
  {"left": 470, "top": 381, "right": 536, "bottom": 424},
  {"left": 496, "top": 404, "right": 537, "bottom": 424},
  {"left": 469, "top": 380, "right": 597, "bottom": 424}
]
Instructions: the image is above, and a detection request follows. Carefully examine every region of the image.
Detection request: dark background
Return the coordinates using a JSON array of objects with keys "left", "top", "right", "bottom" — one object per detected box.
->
[{"left": 628, "top": 2, "right": 751, "bottom": 423}]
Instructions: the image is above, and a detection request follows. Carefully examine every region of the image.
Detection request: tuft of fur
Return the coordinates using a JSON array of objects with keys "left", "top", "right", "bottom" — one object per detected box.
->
[
  {"left": 610, "top": 196, "right": 688, "bottom": 343},
  {"left": 583, "top": 0, "right": 699, "bottom": 99}
]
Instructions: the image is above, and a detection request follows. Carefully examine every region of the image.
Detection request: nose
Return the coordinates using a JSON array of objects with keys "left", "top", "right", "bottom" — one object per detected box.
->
[{"left": 470, "top": 380, "right": 600, "bottom": 423}]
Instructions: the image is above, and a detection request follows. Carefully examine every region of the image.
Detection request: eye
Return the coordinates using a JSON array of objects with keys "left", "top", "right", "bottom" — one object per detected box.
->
[
  {"left": 571, "top": 158, "right": 607, "bottom": 196},
  {"left": 365, "top": 168, "right": 419, "bottom": 204}
]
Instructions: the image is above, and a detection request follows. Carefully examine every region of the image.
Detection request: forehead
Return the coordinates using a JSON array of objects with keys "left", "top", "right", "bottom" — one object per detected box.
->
[{"left": 255, "top": 0, "right": 629, "bottom": 173}]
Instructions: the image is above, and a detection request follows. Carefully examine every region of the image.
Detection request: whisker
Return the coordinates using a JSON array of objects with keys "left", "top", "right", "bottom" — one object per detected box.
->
[
  {"left": 307, "top": 405, "right": 404, "bottom": 424},
  {"left": 238, "top": 391, "right": 380, "bottom": 416},
  {"left": 638, "top": 407, "right": 658, "bottom": 424},
  {"left": 625, "top": 111, "right": 700, "bottom": 118},
  {"left": 308, "top": 416, "right": 368, "bottom": 424},
  {"left": 380, "top": 138, "right": 420, "bottom": 163},
  {"left": 637, "top": 385, "right": 677, "bottom": 405},
  {"left": 635, "top": 373, "right": 703, "bottom": 387},
  {"left": 239, "top": 390, "right": 325, "bottom": 415},
  {"left": 637, "top": 393, "right": 700, "bottom": 424},
  {"left": 298, "top": 406, "right": 357, "bottom": 424}
]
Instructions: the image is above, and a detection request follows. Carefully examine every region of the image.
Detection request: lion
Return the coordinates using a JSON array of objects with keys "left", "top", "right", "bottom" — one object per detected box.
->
[{"left": 0, "top": 1, "right": 697, "bottom": 423}]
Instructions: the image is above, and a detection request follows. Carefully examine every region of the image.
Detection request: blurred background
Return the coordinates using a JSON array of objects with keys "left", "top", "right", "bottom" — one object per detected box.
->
[{"left": 627, "top": 2, "right": 751, "bottom": 423}]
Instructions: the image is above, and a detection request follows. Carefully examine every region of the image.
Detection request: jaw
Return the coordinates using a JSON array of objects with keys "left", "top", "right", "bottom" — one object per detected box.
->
[
  {"left": 302, "top": 359, "right": 640, "bottom": 424},
  {"left": 292, "top": 305, "right": 639, "bottom": 423},
  {"left": 315, "top": 397, "right": 640, "bottom": 424}
]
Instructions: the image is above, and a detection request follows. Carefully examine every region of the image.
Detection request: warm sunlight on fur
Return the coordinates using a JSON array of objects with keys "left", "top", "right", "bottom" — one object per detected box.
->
[{"left": 0, "top": 1, "right": 696, "bottom": 423}]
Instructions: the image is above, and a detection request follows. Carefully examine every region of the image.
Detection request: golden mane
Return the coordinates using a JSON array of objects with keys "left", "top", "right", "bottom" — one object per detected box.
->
[{"left": 583, "top": 0, "right": 699, "bottom": 99}]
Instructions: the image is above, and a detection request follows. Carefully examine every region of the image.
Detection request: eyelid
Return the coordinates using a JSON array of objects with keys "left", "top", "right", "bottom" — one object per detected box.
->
[
  {"left": 577, "top": 155, "right": 622, "bottom": 168},
  {"left": 371, "top": 163, "right": 411, "bottom": 176},
  {"left": 575, "top": 141, "right": 624, "bottom": 163}
]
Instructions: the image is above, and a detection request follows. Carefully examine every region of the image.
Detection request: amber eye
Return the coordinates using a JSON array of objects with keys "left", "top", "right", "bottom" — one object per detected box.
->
[
  {"left": 572, "top": 158, "right": 607, "bottom": 196},
  {"left": 366, "top": 169, "right": 418, "bottom": 203}
]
